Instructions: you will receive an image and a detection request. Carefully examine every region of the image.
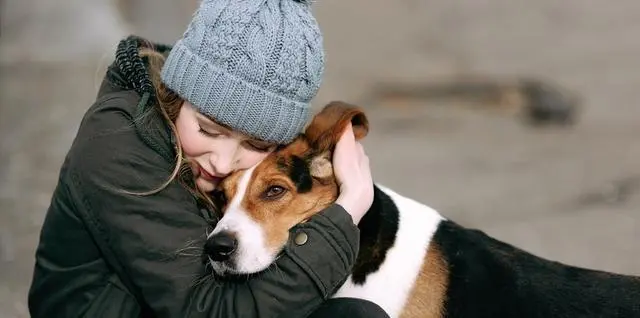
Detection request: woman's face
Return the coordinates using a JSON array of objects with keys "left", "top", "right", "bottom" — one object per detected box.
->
[{"left": 175, "top": 101, "right": 278, "bottom": 192}]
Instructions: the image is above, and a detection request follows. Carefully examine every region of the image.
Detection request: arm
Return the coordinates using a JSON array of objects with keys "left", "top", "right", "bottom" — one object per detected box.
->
[{"left": 66, "top": 100, "right": 359, "bottom": 318}]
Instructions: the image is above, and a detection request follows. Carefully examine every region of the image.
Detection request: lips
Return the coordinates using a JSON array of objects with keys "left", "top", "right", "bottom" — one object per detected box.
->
[{"left": 196, "top": 163, "right": 220, "bottom": 183}]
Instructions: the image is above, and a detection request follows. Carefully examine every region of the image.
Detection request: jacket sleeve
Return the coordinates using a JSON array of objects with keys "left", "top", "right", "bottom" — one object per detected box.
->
[{"left": 65, "top": 98, "right": 360, "bottom": 318}]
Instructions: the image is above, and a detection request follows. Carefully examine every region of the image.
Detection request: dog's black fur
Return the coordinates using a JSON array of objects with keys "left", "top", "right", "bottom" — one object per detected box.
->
[
  {"left": 434, "top": 220, "right": 640, "bottom": 317},
  {"left": 351, "top": 186, "right": 400, "bottom": 285}
]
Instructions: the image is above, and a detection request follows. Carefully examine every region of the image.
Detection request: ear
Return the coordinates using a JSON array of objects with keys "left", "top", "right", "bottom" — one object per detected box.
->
[
  {"left": 308, "top": 151, "right": 333, "bottom": 184},
  {"left": 304, "top": 101, "right": 369, "bottom": 152}
]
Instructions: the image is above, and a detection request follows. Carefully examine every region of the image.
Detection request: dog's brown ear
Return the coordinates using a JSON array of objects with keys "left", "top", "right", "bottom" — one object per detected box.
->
[
  {"left": 304, "top": 101, "right": 369, "bottom": 153},
  {"left": 308, "top": 151, "right": 333, "bottom": 184}
]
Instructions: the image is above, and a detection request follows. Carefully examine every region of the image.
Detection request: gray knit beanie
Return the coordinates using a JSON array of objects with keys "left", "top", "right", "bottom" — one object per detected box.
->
[{"left": 161, "top": 0, "right": 324, "bottom": 144}]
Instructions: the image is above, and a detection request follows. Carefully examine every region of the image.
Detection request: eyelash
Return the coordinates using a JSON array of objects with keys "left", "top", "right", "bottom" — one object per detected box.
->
[
  {"left": 198, "top": 127, "right": 222, "bottom": 138},
  {"left": 246, "top": 143, "right": 272, "bottom": 153},
  {"left": 199, "top": 126, "right": 273, "bottom": 152}
]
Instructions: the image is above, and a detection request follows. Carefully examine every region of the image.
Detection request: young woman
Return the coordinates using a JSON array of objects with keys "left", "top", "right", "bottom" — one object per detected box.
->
[{"left": 28, "top": 0, "right": 388, "bottom": 317}]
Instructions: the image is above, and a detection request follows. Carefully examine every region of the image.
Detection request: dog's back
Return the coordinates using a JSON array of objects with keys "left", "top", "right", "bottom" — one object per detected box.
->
[
  {"left": 332, "top": 185, "right": 446, "bottom": 317},
  {"left": 334, "top": 185, "right": 640, "bottom": 318},
  {"left": 434, "top": 220, "right": 640, "bottom": 318}
]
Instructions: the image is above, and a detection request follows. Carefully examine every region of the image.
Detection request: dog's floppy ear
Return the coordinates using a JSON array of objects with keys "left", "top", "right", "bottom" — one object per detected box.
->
[
  {"left": 308, "top": 151, "right": 333, "bottom": 183},
  {"left": 304, "top": 101, "right": 369, "bottom": 153},
  {"left": 305, "top": 101, "right": 369, "bottom": 183}
]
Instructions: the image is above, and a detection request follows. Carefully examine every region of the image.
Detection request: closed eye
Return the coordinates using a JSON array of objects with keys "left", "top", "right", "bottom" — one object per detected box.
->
[
  {"left": 199, "top": 126, "right": 223, "bottom": 138},
  {"left": 244, "top": 141, "right": 277, "bottom": 153}
]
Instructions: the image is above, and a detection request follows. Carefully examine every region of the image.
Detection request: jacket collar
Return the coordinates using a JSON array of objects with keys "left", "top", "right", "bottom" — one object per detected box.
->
[{"left": 99, "top": 36, "right": 177, "bottom": 162}]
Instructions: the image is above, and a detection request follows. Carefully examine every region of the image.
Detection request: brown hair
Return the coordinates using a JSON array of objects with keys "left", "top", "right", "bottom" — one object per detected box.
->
[{"left": 137, "top": 47, "right": 216, "bottom": 210}]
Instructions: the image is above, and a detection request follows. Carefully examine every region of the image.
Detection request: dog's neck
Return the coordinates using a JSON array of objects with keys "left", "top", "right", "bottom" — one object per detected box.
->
[{"left": 350, "top": 185, "right": 400, "bottom": 284}]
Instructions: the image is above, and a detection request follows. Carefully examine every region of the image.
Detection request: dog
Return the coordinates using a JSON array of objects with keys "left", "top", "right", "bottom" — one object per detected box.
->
[{"left": 204, "top": 101, "right": 640, "bottom": 318}]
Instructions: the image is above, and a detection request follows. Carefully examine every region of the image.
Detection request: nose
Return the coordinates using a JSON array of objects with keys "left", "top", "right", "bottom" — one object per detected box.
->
[
  {"left": 210, "top": 141, "right": 241, "bottom": 176},
  {"left": 205, "top": 232, "right": 238, "bottom": 262}
]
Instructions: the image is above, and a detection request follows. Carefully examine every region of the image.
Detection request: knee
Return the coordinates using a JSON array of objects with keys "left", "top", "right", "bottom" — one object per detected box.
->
[{"left": 308, "top": 297, "right": 390, "bottom": 318}]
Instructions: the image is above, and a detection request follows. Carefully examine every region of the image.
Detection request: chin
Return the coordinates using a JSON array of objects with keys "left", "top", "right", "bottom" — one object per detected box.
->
[
  {"left": 209, "top": 259, "right": 272, "bottom": 277},
  {"left": 209, "top": 260, "right": 236, "bottom": 276},
  {"left": 196, "top": 178, "right": 216, "bottom": 192}
]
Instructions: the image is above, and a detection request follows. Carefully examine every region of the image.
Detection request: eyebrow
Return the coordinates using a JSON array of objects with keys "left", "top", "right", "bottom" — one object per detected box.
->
[
  {"left": 196, "top": 113, "right": 232, "bottom": 132},
  {"left": 196, "top": 113, "right": 278, "bottom": 147}
]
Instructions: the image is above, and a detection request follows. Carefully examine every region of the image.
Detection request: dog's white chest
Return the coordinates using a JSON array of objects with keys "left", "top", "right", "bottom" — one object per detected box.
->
[{"left": 331, "top": 185, "right": 444, "bottom": 318}]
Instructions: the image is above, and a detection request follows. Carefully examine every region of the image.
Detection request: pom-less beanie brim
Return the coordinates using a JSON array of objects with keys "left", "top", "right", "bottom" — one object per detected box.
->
[{"left": 161, "top": 40, "right": 310, "bottom": 144}]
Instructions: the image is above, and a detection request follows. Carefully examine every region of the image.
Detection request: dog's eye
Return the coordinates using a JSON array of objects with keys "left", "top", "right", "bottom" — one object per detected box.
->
[{"left": 263, "top": 185, "right": 287, "bottom": 199}]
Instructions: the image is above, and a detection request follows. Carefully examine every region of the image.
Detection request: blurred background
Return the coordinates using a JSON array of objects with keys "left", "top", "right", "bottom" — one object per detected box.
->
[{"left": 1, "top": 0, "right": 639, "bottom": 317}]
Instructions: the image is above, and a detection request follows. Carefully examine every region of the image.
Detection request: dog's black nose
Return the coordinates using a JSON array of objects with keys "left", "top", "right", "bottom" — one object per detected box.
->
[{"left": 205, "top": 232, "right": 237, "bottom": 262}]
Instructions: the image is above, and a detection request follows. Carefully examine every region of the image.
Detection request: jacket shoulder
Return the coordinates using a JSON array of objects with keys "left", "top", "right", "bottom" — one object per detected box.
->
[
  {"left": 74, "top": 89, "right": 140, "bottom": 143},
  {"left": 60, "top": 90, "right": 178, "bottom": 205},
  {"left": 73, "top": 87, "right": 175, "bottom": 163}
]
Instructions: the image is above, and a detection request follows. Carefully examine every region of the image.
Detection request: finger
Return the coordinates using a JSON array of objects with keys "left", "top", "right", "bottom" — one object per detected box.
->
[
  {"left": 334, "top": 123, "right": 356, "bottom": 155},
  {"left": 342, "top": 122, "right": 354, "bottom": 136},
  {"left": 355, "top": 141, "right": 364, "bottom": 153},
  {"left": 360, "top": 154, "right": 369, "bottom": 166}
]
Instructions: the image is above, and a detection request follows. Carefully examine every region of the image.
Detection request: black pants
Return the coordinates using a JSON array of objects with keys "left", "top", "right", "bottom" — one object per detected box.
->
[{"left": 308, "top": 298, "right": 390, "bottom": 318}]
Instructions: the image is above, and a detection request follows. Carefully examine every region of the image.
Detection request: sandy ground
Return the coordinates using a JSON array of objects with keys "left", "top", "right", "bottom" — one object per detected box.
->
[{"left": 1, "top": 1, "right": 639, "bottom": 317}]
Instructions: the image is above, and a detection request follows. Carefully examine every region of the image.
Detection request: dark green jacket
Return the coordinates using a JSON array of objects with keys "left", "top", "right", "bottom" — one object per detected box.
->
[{"left": 28, "top": 37, "right": 360, "bottom": 318}]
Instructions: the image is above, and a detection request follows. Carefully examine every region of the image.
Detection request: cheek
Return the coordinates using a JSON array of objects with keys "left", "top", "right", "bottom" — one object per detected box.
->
[
  {"left": 264, "top": 219, "right": 293, "bottom": 251},
  {"left": 175, "top": 115, "right": 209, "bottom": 157},
  {"left": 261, "top": 204, "right": 313, "bottom": 251},
  {"left": 243, "top": 203, "right": 290, "bottom": 250},
  {"left": 287, "top": 194, "right": 337, "bottom": 224},
  {"left": 236, "top": 151, "right": 272, "bottom": 170}
]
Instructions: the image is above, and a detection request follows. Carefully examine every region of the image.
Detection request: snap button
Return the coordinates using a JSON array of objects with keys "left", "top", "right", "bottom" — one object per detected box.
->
[{"left": 294, "top": 232, "right": 308, "bottom": 246}]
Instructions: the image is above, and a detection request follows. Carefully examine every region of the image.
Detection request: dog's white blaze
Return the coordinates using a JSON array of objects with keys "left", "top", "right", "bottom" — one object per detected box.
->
[
  {"left": 209, "top": 164, "right": 275, "bottom": 274},
  {"left": 332, "top": 184, "right": 445, "bottom": 318}
]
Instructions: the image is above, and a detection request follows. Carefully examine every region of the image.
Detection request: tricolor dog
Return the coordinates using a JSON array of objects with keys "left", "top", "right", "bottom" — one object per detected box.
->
[{"left": 204, "top": 101, "right": 640, "bottom": 317}]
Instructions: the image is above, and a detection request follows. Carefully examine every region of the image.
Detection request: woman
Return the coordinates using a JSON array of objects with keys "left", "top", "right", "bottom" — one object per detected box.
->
[{"left": 28, "top": 0, "right": 388, "bottom": 317}]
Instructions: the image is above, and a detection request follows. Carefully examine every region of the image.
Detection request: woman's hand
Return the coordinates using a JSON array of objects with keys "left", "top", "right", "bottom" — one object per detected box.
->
[{"left": 333, "top": 123, "right": 374, "bottom": 224}]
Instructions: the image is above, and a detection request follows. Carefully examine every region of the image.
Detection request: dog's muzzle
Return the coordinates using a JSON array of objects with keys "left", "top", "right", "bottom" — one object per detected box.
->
[{"left": 205, "top": 231, "right": 238, "bottom": 262}]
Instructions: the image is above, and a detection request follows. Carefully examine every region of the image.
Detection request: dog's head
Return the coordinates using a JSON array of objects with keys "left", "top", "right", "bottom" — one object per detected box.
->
[{"left": 204, "top": 101, "right": 369, "bottom": 276}]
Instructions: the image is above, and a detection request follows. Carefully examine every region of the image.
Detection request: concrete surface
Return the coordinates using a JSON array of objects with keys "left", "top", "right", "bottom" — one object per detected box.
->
[{"left": 1, "top": 0, "right": 639, "bottom": 317}]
